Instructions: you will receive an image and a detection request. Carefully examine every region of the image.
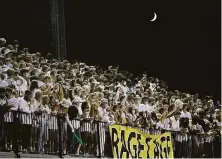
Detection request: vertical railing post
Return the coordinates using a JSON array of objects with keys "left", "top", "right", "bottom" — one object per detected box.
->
[
  {"left": 13, "top": 111, "right": 20, "bottom": 158},
  {"left": 57, "top": 114, "right": 63, "bottom": 158},
  {"left": 96, "top": 121, "right": 101, "bottom": 158},
  {"left": 0, "top": 106, "right": 4, "bottom": 151}
]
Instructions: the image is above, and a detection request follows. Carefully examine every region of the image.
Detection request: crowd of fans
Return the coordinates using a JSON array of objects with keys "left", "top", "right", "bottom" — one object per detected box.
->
[{"left": 0, "top": 38, "right": 221, "bottom": 157}]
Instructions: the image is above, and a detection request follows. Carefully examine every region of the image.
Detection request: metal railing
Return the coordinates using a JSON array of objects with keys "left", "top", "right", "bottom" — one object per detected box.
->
[{"left": 0, "top": 105, "right": 221, "bottom": 158}]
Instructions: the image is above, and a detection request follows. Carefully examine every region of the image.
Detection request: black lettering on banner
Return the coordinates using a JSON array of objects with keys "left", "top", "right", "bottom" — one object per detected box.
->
[
  {"left": 120, "top": 130, "right": 130, "bottom": 158},
  {"left": 166, "top": 136, "right": 171, "bottom": 153},
  {"left": 160, "top": 136, "right": 167, "bottom": 158},
  {"left": 166, "top": 136, "right": 171, "bottom": 157},
  {"left": 153, "top": 139, "right": 161, "bottom": 158},
  {"left": 137, "top": 134, "right": 144, "bottom": 158},
  {"left": 160, "top": 136, "right": 171, "bottom": 158},
  {"left": 111, "top": 128, "right": 119, "bottom": 158},
  {"left": 128, "top": 132, "right": 137, "bottom": 158},
  {"left": 145, "top": 137, "right": 152, "bottom": 158}
]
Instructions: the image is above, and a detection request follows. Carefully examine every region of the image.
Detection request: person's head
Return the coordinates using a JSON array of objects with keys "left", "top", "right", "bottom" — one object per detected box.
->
[
  {"left": 0, "top": 38, "right": 6, "bottom": 47},
  {"left": 205, "top": 109, "right": 211, "bottom": 118},
  {"left": 101, "top": 98, "right": 108, "bottom": 108},
  {"left": 151, "top": 112, "right": 158, "bottom": 122},
  {"left": 180, "top": 117, "right": 189, "bottom": 128},
  {"left": 5, "top": 58, "right": 12, "bottom": 65},
  {"left": 142, "top": 96, "right": 149, "bottom": 104},
  {"left": 146, "top": 112, "right": 151, "bottom": 119},
  {"left": 122, "top": 80, "right": 127, "bottom": 86},
  {"left": 0, "top": 73, "right": 5, "bottom": 80},
  {"left": 43, "top": 75, "right": 51, "bottom": 84},
  {"left": 81, "top": 102, "right": 90, "bottom": 113},
  {"left": 0, "top": 87, "right": 6, "bottom": 99},
  {"left": 158, "top": 107, "right": 164, "bottom": 114},
  {"left": 148, "top": 97, "right": 155, "bottom": 105},
  {"left": 168, "top": 104, "right": 175, "bottom": 112},
  {"left": 135, "top": 95, "right": 141, "bottom": 104},
  {"left": 175, "top": 112, "right": 181, "bottom": 120},
  {"left": 6, "top": 87, "right": 13, "bottom": 98},
  {"left": 21, "top": 69, "right": 29, "bottom": 78},
  {"left": 182, "top": 103, "right": 188, "bottom": 111},
  {"left": 216, "top": 113, "right": 221, "bottom": 122},
  {"left": 24, "top": 90, "right": 32, "bottom": 102},
  {"left": 42, "top": 95, "right": 50, "bottom": 105},
  {"left": 74, "top": 87, "right": 82, "bottom": 96},
  {"left": 112, "top": 105, "right": 118, "bottom": 112},
  {"left": 72, "top": 97, "right": 83, "bottom": 107},
  {"left": 39, "top": 73, "right": 45, "bottom": 81},
  {"left": 192, "top": 115, "right": 199, "bottom": 125},
  {"left": 7, "top": 69, "right": 15, "bottom": 78},
  {"left": 139, "top": 111, "right": 146, "bottom": 118},
  {"left": 199, "top": 110, "right": 205, "bottom": 119},
  {"left": 12, "top": 40, "right": 19, "bottom": 48},
  {"left": 30, "top": 80, "right": 39, "bottom": 91},
  {"left": 108, "top": 93, "right": 114, "bottom": 101},
  {"left": 128, "top": 106, "right": 136, "bottom": 114},
  {"left": 35, "top": 91, "right": 42, "bottom": 101},
  {"left": 163, "top": 104, "right": 169, "bottom": 112}
]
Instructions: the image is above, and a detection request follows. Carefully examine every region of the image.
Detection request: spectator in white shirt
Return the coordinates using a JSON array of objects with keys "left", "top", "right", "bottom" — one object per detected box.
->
[
  {"left": 32, "top": 91, "right": 42, "bottom": 112},
  {"left": 6, "top": 88, "right": 18, "bottom": 111},
  {"left": 18, "top": 90, "right": 32, "bottom": 114},
  {"left": 14, "top": 76, "right": 28, "bottom": 97},
  {"left": 17, "top": 90, "right": 32, "bottom": 152},
  {"left": 180, "top": 103, "right": 191, "bottom": 119},
  {"left": 170, "top": 112, "right": 181, "bottom": 131},
  {"left": 98, "top": 98, "right": 109, "bottom": 121}
]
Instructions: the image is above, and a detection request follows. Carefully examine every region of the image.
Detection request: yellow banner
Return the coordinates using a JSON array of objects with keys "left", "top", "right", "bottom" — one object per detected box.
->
[{"left": 109, "top": 125, "right": 174, "bottom": 159}]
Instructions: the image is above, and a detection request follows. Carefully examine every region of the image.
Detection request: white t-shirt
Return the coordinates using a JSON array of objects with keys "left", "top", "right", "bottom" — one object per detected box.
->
[
  {"left": 18, "top": 98, "right": 31, "bottom": 114},
  {"left": 149, "top": 82, "right": 156, "bottom": 92},
  {"left": 138, "top": 104, "right": 147, "bottom": 112},
  {"left": 0, "top": 80, "right": 8, "bottom": 87},
  {"left": 138, "top": 104, "right": 155, "bottom": 113},
  {"left": 6, "top": 78, "right": 14, "bottom": 85},
  {"left": 18, "top": 98, "right": 32, "bottom": 124},
  {"left": 98, "top": 106, "right": 107, "bottom": 120},
  {"left": 16, "top": 76, "right": 28, "bottom": 95},
  {"left": 163, "top": 118, "right": 171, "bottom": 130},
  {"left": 170, "top": 116, "right": 180, "bottom": 131},
  {"left": 180, "top": 111, "right": 191, "bottom": 119},
  {"left": 32, "top": 99, "right": 42, "bottom": 112},
  {"left": 7, "top": 97, "right": 19, "bottom": 111}
]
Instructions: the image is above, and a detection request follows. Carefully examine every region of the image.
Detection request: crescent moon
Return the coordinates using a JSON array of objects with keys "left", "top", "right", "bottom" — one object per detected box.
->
[{"left": 151, "top": 12, "right": 157, "bottom": 22}]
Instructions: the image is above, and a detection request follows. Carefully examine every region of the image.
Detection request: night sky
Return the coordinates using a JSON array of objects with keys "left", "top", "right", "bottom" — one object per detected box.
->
[{"left": 0, "top": 0, "right": 221, "bottom": 100}]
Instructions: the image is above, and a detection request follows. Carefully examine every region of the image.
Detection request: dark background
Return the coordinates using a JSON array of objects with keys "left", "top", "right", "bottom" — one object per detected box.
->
[{"left": 0, "top": 0, "right": 221, "bottom": 100}]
